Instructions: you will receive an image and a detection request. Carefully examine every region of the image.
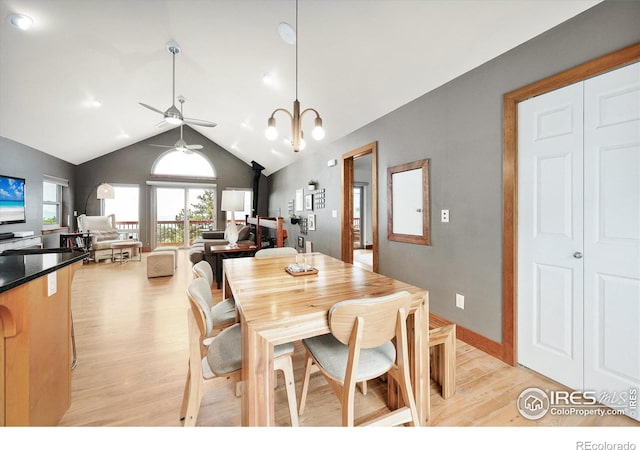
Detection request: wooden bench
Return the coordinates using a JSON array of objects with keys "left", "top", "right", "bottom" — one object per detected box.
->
[
  {"left": 360, "top": 323, "right": 457, "bottom": 399},
  {"left": 429, "top": 324, "right": 456, "bottom": 399}
]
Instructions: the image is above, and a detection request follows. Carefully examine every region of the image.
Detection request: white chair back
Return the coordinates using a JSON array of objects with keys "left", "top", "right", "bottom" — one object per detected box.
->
[
  {"left": 254, "top": 247, "right": 298, "bottom": 259},
  {"left": 192, "top": 260, "right": 214, "bottom": 287}
]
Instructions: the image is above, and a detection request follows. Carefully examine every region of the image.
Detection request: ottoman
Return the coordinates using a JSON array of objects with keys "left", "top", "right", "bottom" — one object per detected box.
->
[
  {"left": 147, "top": 251, "right": 175, "bottom": 278},
  {"left": 152, "top": 246, "right": 179, "bottom": 268}
]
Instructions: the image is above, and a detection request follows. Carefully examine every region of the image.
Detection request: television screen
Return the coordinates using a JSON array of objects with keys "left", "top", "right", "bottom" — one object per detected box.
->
[{"left": 0, "top": 174, "right": 26, "bottom": 225}]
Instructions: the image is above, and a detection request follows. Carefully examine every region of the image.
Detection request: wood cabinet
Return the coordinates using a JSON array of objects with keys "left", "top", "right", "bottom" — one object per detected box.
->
[{"left": 0, "top": 256, "right": 82, "bottom": 426}]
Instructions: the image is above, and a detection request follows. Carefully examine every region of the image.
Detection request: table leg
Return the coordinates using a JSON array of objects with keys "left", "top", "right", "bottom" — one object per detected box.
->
[
  {"left": 240, "top": 319, "right": 275, "bottom": 426},
  {"left": 215, "top": 254, "right": 223, "bottom": 289}
]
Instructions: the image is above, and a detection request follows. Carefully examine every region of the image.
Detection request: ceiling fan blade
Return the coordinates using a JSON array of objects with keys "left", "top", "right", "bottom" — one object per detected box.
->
[
  {"left": 186, "top": 144, "right": 203, "bottom": 150},
  {"left": 149, "top": 144, "right": 174, "bottom": 148},
  {"left": 139, "top": 102, "right": 165, "bottom": 115},
  {"left": 154, "top": 120, "right": 167, "bottom": 128},
  {"left": 183, "top": 117, "right": 217, "bottom": 127}
]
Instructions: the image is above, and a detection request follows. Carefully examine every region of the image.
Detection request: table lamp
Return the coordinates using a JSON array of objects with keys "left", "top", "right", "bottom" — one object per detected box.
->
[{"left": 220, "top": 190, "right": 244, "bottom": 247}]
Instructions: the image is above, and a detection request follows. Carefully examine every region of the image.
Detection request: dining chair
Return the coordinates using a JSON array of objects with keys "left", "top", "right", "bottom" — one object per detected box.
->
[
  {"left": 254, "top": 247, "right": 298, "bottom": 258},
  {"left": 182, "top": 264, "right": 240, "bottom": 415},
  {"left": 181, "top": 277, "right": 299, "bottom": 426},
  {"left": 298, "top": 291, "right": 420, "bottom": 426},
  {"left": 191, "top": 260, "right": 236, "bottom": 330}
]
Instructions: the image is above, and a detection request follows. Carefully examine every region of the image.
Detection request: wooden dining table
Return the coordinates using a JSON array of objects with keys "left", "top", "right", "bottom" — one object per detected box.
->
[{"left": 222, "top": 252, "right": 430, "bottom": 426}]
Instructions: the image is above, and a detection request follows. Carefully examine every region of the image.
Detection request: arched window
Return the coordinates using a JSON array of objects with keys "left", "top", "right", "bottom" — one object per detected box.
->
[{"left": 151, "top": 150, "right": 216, "bottom": 178}]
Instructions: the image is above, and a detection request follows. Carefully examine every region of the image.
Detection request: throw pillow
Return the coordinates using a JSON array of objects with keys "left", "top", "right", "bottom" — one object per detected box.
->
[
  {"left": 92, "top": 229, "right": 119, "bottom": 241},
  {"left": 237, "top": 225, "right": 251, "bottom": 241}
]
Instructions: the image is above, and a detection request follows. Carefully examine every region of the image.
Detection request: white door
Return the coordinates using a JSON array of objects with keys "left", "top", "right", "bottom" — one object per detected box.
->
[
  {"left": 518, "top": 82, "right": 585, "bottom": 390},
  {"left": 519, "top": 62, "right": 640, "bottom": 420},
  {"left": 583, "top": 62, "right": 640, "bottom": 416}
]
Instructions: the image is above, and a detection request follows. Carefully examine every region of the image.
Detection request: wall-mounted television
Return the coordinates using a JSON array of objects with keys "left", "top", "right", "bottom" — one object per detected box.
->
[{"left": 0, "top": 174, "right": 26, "bottom": 225}]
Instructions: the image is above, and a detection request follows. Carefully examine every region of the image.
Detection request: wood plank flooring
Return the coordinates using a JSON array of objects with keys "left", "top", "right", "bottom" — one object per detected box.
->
[{"left": 56, "top": 250, "right": 637, "bottom": 428}]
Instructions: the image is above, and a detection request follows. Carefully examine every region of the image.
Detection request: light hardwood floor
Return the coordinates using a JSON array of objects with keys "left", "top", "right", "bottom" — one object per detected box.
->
[{"left": 58, "top": 250, "right": 637, "bottom": 427}]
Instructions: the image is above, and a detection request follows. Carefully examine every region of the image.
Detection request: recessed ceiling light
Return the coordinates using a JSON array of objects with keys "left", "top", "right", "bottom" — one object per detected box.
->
[
  {"left": 7, "top": 14, "right": 33, "bottom": 30},
  {"left": 262, "top": 73, "right": 273, "bottom": 85},
  {"left": 85, "top": 99, "right": 102, "bottom": 108},
  {"left": 278, "top": 22, "right": 296, "bottom": 45}
]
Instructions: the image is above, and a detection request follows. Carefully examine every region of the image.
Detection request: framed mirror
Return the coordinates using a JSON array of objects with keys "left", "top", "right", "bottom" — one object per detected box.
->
[
  {"left": 295, "top": 188, "right": 304, "bottom": 212},
  {"left": 387, "top": 159, "right": 430, "bottom": 245}
]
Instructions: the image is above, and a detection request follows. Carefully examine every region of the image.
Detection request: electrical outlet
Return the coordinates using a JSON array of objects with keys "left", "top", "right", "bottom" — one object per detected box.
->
[
  {"left": 456, "top": 293, "right": 464, "bottom": 309},
  {"left": 332, "top": 210, "right": 338, "bottom": 218},
  {"left": 441, "top": 209, "right": 449, "bottom": 223}
]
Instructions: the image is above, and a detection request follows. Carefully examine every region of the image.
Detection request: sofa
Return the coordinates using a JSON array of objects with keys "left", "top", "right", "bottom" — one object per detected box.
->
[
  {"left": 188, "top": 224, "right": 255, "bottom": 264},
  {"left": 77, "top": 214, "right": 132, "bottom": 262}
]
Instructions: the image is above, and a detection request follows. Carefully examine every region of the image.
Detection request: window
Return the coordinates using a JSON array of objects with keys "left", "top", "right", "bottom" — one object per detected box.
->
[
  {"left": 42, "top": 175, "right": 68, "bottom": 228},
  {"left": 151, "top": 150, "right": 216, "bottom": 178},
  {"left": 103, "top": 185, "right": 140, "bottom": 239}
]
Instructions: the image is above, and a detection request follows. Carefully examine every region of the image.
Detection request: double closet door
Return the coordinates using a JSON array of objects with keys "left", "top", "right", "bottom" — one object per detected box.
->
[{"left": 518, "top": 62, "right": 639, "bottom": 419}]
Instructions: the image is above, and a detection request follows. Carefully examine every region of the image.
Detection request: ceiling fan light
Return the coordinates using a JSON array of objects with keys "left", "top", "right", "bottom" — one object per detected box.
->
[
  {"left": 165, "top": 116, "right": 182, "bottom": 125},
  {"left": 175, "top": 138, "right": 188, "bottom": 152}
]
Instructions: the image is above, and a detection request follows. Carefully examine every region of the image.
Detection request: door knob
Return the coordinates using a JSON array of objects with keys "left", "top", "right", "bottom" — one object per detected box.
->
[{"left": 573, "top": 252, "right": 583, "bottom": 259}]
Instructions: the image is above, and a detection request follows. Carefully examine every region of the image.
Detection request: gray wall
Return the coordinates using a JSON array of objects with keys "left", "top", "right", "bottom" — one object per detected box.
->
[
  {"left": 268, "top": 1, "right": 640, "bottom": 342},
  {"left": 0, "top": 137, "right": 76, "bottom": 247},
  {"left": 75, "top": 125, "right": 268, "bottom": 248}
]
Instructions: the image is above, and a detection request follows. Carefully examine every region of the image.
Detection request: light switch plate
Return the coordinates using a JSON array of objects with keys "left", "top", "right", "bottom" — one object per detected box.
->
[
  {"left": 48, "top": 272, "right": 57, "bottom": 297},
  {"left": 456, "top": 293, "right": 464, "bottom": 309}
]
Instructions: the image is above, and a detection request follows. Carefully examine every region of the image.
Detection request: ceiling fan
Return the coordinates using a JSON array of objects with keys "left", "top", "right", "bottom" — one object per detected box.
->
[
  {"left": 139, "top": 41, "right": 216, "bottom": 128},
  {"left": 150, "top": 97, "right": 204, "bottom": 153}
]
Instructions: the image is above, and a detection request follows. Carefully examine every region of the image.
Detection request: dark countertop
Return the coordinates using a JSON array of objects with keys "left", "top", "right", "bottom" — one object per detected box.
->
[{"left": 0, "top": 251, "right": 88, "bottom": 294}]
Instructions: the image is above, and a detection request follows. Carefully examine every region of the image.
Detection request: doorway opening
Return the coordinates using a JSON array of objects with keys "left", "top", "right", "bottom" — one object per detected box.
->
[{"left": 341, "top": 142, "right": 378, "bottom": 272}]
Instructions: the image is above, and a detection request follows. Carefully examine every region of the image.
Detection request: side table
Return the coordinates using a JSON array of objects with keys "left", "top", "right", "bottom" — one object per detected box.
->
[
  {"left": 110, "top": 241, "right": 142, "bottom": 263},
  {"left": 205, "top": 243, "right": 258, "bottom": 289}
]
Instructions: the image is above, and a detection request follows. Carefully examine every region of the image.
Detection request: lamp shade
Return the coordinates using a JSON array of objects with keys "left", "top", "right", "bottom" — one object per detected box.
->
[
  {"left": 220, "top": 190, "right": 244, "bottom": 212},
  {"left": 96, "top": 183, "right": 115, "bottom": 200}
]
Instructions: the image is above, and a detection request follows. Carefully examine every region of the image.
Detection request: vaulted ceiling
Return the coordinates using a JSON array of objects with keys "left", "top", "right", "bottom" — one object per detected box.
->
[{"left": 0, "top": 0, "right": 602, "bottom": 175}]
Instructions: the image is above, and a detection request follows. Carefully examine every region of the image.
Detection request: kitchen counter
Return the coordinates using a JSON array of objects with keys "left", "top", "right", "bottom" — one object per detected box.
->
[
  {"left": 0, "top": 251, "right": 86, "bottom": 426},
  {"left": 0, "top": 251, "right": 87, "bottom": 294}
]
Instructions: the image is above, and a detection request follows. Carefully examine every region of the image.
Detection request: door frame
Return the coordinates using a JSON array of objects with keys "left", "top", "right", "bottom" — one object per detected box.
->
[
  {"left": 501, "top": 42, "right": 640, "bottom": 366},
  {"left": 341, "top": 142, "right": 378, "bottom": 272}
]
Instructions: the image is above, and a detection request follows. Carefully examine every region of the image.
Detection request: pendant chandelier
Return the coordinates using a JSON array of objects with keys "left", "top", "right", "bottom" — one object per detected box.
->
[{"left": 265, "top": 0, "right": 325, "bottom": 152}]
